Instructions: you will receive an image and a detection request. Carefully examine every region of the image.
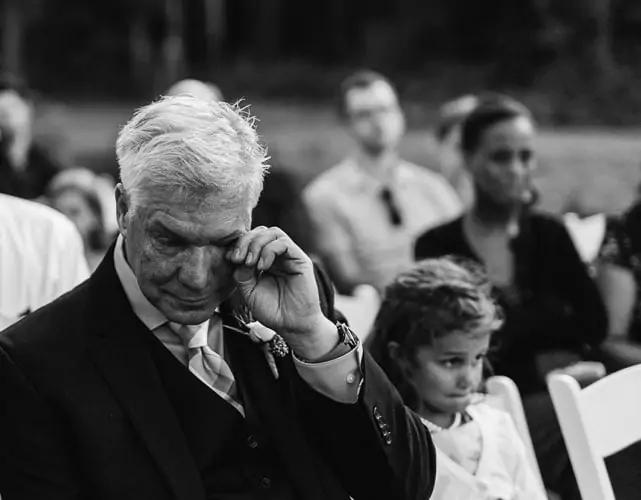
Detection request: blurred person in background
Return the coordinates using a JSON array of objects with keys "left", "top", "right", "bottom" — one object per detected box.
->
[
  {"left": 47, "top": 167, "right": 118, "bottom": 271},
  {"left": 166, "top": 78, "right": 313, "bottom": 251},
  {"left": 165, "top": 78, "right": 223, "bottom": 101},
  {"left": 433, "top": 94, "right": 479, "bottom": 207},
  {"left": 0, "top": 71, "right": 65, "bottom": 199},
  {"left": 0, "top": 193, "right": 89, "bottom": 330},
  {"left": 433, "top": 93, "right": 541, "bottom": 211},
  {"left": 303, "top": 70, "right": 463, "bottom": 295},
  {"left": 594, "top": 199, "right": 641, "bottom": 369},
  {"left": 415, "top": 95, "right": 607, "bottom": 500}
]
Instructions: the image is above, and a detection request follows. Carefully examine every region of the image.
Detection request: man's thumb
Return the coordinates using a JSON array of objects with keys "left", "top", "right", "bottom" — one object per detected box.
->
[{"left": 234, "top": 265, "right": 257, "bottom": 294}]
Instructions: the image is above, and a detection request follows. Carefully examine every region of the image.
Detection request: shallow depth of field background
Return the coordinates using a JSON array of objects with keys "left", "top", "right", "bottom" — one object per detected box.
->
[{"left": 13, "top": 0, "right": 641, "bottom": 218}]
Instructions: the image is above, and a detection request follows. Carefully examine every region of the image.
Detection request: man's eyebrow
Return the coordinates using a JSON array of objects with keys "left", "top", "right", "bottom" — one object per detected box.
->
[{"left": 149, "top": 221, "right": 178, "bottom": 236}]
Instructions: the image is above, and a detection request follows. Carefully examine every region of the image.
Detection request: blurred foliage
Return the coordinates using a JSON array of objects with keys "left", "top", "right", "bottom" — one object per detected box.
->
[{"left": 6, "top": 0, "right": 641, "bottom": 124}]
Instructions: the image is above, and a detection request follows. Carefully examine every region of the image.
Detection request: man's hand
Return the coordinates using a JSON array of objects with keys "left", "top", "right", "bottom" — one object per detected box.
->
[{"left": 227, "top": 226, "right": 338, "bottom": 360}]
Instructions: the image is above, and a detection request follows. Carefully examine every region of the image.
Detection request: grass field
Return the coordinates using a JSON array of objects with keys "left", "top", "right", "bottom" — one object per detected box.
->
[{"left": 38, "top": 101, "right": 641, "bottom": 217}]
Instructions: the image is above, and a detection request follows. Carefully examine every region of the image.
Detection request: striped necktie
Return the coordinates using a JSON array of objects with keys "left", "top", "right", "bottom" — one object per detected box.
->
[{"left": 170, "top": 320, "right": 244, "bottom": 415}]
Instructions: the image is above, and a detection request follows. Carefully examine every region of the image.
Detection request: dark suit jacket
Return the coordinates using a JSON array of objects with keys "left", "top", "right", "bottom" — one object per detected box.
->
[{"left": 0, "top": 248, "right": 435, "bottom": 500}]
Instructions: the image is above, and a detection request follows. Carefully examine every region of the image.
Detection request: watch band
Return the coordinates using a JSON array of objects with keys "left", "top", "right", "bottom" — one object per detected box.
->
[
  {"left": 336, "top": 321, "right": 359, "bottom": 349},
  {"left": 296, "top": 321, "right": 360, "bottom": 363}
]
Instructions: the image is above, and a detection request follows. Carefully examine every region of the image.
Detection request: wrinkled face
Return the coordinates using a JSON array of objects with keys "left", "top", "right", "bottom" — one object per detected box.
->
[
  {"left": 467, "top": 116, "right": 536, "bottom": 207},
  {"left": 345, "top": 80, "right": 405, "bottom": 155},
  {"left": 116, "top": 186, "right": 251, "bottom": 325},
  {"left": 52, "top": 189, "right": 99, "bottom": 244},
  {"left": 408, "top": 330, "right": 490, "bottom": 417}
]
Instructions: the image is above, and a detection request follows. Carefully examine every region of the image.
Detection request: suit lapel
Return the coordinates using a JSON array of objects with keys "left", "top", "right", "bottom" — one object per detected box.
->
[
  {"left": 221, "top": 312, "right": 326, "bottom": 500},
  {"left": 84, "top": 249, "right": 205, "bottom": 500}
]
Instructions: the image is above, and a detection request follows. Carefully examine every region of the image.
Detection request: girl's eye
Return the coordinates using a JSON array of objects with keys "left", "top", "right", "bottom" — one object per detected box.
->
[
  {"left": 476, "top": 353, "right": 487, "bottom": 362},
  {"left": 441, "top": 358, "right": 464, "bottom": 368}
]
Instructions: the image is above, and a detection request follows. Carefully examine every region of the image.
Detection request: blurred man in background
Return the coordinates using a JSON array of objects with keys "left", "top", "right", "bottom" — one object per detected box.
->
[
  {"left": 0, "top": 72, "right": 65, "bottom": 199},
  {"left": 0, "top": 193, "right": 89, "bottom": 330},
  {"left": 303, "top": 70, "right": 462, "bottom": 294},
  {"left": 433, "top": 94, "right": 479, "bottom": 208}
]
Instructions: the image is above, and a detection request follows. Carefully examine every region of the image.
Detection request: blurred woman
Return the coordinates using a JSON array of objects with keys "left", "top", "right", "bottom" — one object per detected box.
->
[{"left": 47, "top": 168, "right": 116, "bottom": 271}]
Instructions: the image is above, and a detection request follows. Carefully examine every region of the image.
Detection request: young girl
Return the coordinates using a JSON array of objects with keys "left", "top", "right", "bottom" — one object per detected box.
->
[{"left": 367, "top": 257, "right": 547, "bottom": 500}]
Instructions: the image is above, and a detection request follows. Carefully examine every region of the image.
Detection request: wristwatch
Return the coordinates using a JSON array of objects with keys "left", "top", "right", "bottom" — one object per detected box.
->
[
  {"left": 336, "top": 321, "right": 360, "bottom": 349},
  {"left": 295, "top": 321, "right": 360, "bottom": 363}
]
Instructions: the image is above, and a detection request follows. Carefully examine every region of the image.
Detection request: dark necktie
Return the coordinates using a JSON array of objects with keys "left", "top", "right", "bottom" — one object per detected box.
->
[{"left": 380, "top": 186, "right": 403, "bottom": 226}]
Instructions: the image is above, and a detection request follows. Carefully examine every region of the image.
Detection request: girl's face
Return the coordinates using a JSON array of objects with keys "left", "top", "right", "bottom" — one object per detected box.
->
[{"left": 408, "top": 330, "right": 490, "bottom": 420}]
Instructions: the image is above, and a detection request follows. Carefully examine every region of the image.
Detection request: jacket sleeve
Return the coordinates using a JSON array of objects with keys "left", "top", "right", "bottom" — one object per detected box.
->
[
  {"left": 0, "top": 346, "right": 83, "bottom": 500},
  {"left": 295, "top": 349, "right": 436, "bottom": 500},
  {"left": 295, "top": 265, "right": 436, "bottom": 500}
]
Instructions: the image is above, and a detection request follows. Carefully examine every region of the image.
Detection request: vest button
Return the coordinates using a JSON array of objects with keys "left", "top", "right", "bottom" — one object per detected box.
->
[
  {"left": 260, "top": 477, "right": 272, "bottom": 489},
  {"left": 247, "top": 436, "right": 259, "bottom": 449}
]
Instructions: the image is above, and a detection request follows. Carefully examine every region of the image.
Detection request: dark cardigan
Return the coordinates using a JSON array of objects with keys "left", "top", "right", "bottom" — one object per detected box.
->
[{"left": 415, "top": 212, "right": 608, "bottom": 395}]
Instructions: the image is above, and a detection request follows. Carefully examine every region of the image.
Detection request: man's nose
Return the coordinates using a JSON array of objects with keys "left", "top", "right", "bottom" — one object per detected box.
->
[{"left": 178, "top": 247, "right": 212, "bottom": 290}]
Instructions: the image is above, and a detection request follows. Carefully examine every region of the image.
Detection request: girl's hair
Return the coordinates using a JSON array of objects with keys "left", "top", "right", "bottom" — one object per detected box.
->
[
  {"left": 460, "top": 94, "right": 532, "bottom": 155},
  {"left": 366, "top": 257, "right": 503, "bottom": 410}
]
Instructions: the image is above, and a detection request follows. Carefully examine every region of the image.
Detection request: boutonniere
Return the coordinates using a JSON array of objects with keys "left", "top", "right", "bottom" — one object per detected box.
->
[{"left": 226, "top": 306, "right": 290, "bottom": 380}]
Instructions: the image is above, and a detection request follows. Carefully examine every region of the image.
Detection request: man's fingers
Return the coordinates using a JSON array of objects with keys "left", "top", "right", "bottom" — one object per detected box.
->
[
  {"left": 228, "top": 226, "right": 268, "bottom": 264},
  {"left": 228, "top": 227, "right": 289, "bottom": 265},
  {"left": 256, "top": 238, "right": 290, "bottom": 271},
  {"left": 244, "top": 230, "right": 284, "bottom": 267}
]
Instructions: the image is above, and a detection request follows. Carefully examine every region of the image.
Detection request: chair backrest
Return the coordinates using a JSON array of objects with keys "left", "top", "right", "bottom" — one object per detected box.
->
[
  {"left": 548, "top": 365, "right": 641, "bottom": 500},
  {"left": 333, "top": 284, "right": 380, "bottom": 343},
  {"left": 485, "top": 375, "right": 546, "bottom": 493},
  {"left": 563, "top": 212, "right": 606, "bottom": 263}
]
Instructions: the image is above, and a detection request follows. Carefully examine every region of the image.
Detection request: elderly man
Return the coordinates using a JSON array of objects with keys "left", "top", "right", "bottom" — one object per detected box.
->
[{"left": 0, "top": 96, "right": 435, "bottom": 500}]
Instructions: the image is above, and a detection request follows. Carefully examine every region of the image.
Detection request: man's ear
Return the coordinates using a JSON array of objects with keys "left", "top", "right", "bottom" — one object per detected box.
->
[{"left": 115, "top": 184, "right": 130, "bottom": 237}]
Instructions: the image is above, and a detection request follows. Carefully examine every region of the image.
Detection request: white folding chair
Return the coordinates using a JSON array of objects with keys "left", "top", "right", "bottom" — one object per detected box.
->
[
  {"left": 548, "top": 364, "right": 641, "bottom": 500},
  {"left": 333, "top": 284, "right": 380, "bottom": 343},
  {"left": 486, "top": 375, "right": 546, "bottom": 494},
  {"left": 563, "top": 212, "right": 607, "bottom": 264}
]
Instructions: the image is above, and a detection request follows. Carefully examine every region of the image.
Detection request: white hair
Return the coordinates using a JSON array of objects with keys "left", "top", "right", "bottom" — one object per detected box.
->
[{"left": 116, "top": 95, "right": 269, "bottom": 209}]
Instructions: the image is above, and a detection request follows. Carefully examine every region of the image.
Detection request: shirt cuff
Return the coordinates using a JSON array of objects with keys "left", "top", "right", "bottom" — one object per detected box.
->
[{"left": 293, "top": 343, "right": 363, "bottom": 404}]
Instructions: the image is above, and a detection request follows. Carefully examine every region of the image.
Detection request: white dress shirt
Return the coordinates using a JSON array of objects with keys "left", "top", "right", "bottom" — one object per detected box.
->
[
  {"left": 0, "top": 194, "right": 90, "bottom": 330},
  {"left": 113, "top": 235, "right": 362, "bottom": 405}
]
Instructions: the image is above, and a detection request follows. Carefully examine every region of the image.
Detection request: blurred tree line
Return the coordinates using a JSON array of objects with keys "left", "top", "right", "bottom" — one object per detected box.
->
[{"left": 3, "top": 0, "right": 641, "bottom": 122}]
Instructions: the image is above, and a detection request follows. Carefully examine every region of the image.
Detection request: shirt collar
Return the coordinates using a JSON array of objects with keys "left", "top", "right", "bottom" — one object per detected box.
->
[
  {"left": 114, "top": 235, "right": 168, "bottom": 331},
  {"left": 345, "top": 156, "right": 411, "bottom": 192}
]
